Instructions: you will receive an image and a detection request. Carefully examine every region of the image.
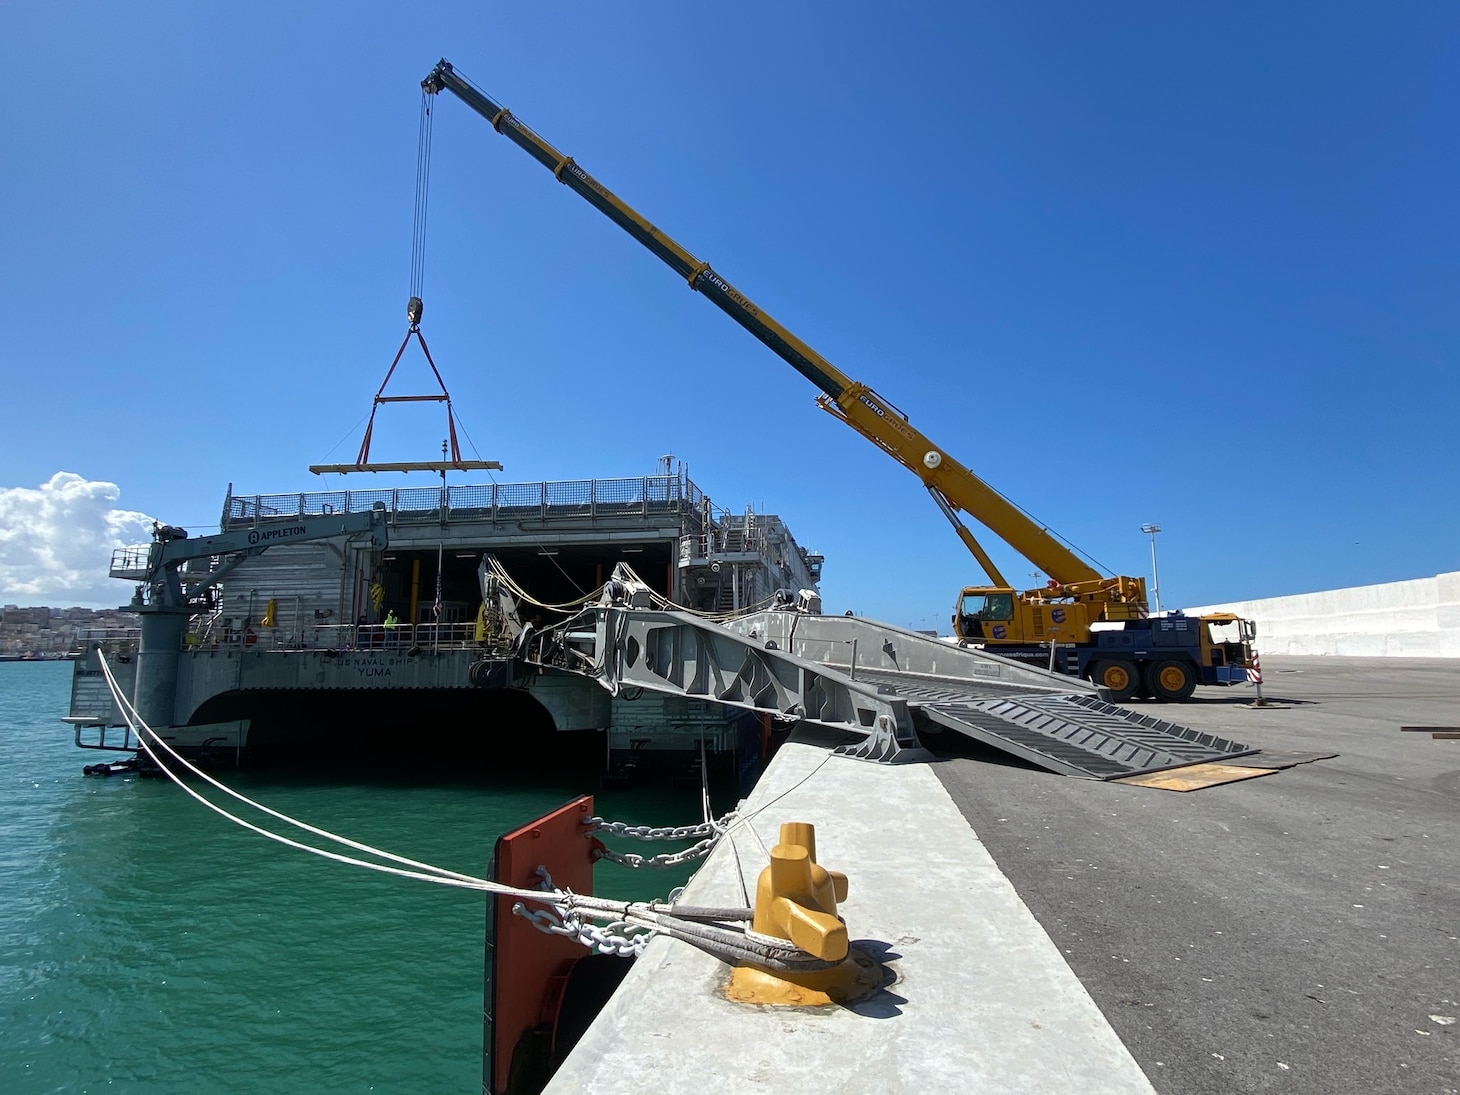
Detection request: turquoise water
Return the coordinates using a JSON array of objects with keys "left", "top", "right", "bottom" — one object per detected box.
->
[{"left": 0, "top": 662, "right": 707, "bottom": 1094}]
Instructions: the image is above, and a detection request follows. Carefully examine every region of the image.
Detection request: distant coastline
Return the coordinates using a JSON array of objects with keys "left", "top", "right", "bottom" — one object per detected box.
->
[{"left": 1, "top": 604, "right": 135, "bottom": 659}]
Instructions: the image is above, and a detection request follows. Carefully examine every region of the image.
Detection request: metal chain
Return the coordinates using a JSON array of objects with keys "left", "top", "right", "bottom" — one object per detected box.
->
[
  {"left": 512, "top": 901, "right": 654, "bottom": 958},
  {"left": 514, "top": 891, "right": 840, "bottom": 972},
  {"left": 585, "top": 812, "right": 736, "bottom": 842},
  {"left": 516, "top": 900, "right": 839, "bottom": 972},
  {"left": 594, "top": 834, "right": 720, "bottom": 870}
]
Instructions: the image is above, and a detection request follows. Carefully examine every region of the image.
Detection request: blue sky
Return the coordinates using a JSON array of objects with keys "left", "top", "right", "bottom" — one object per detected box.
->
[{"left": 1, "top": 3, "right": 1456, "bottom": 621}]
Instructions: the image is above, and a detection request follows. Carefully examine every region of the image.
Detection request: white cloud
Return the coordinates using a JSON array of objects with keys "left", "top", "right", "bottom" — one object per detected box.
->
[{"left": 0, "top": 473, "right": 155, "bottom": 608}]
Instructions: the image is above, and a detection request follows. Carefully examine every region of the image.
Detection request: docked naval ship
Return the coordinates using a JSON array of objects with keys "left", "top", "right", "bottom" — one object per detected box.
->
[{"left": 66, "top": 465, "right": 823, "bottom": 780}]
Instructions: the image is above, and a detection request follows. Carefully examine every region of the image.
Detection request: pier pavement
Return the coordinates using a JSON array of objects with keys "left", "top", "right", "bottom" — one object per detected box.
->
[
  {"left": 547, "top": 750, "right": 1156, "bottom": 1092},
  {"left": 549, "top": 657, "right": 1458, "bottom": 1094},
  {"left": 934, "top": 656, "right": 1459, "bottom": 1094}
]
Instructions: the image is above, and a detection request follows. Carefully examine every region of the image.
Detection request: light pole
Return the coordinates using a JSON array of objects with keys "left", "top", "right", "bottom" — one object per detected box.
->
[{"left": 1140, "top": 524, "right": 1163, "bottom": 615}]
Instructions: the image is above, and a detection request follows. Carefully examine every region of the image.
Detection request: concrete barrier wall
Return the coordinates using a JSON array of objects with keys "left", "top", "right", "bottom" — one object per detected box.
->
[{"left": 1187, "top": 570, "right": 1460, "bottom": 658}]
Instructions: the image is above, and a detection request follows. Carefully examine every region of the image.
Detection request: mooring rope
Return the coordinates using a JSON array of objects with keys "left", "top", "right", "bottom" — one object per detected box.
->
[
  {"left": 97, "top": 655, "right": 547, "bottom": 896},
  {"left": 92, "top": 650, "right": 835, "bottom": 968}
]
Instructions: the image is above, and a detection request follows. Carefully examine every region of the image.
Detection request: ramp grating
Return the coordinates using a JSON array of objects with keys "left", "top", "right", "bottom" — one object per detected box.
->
[{"left": 855, "top": 670, "right": 1252, "bottom": 779}]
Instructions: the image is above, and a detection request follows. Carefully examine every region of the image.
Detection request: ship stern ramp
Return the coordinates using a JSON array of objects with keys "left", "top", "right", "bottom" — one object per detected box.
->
[
  {"left": 734, "top": 612, "right": 1253, "bottom": 778},
  {"left": 525, "top": 607, "right": 929, "bottom": 763}
]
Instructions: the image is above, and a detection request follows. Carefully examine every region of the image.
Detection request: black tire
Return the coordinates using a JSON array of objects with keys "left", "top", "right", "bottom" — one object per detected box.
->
[
  {"left": 1091, "top": 659, "right": 1140, "bottom": 702},
  {"left": 1144, "top": 658, "right": 1197, "bottom": 702}
]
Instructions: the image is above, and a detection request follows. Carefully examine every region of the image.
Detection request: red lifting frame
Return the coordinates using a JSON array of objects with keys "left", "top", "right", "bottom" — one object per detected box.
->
[{"left": 354, "top": 325, "right": 462, "bottom": 467}]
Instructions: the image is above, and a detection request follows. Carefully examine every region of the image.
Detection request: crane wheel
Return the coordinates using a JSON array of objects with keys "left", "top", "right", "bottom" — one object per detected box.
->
[
  {"left": 1091, "top": 659, "right": 1139, "bottom": 702},
  {"left": 1144, "top": 658, "right": 1197, "bottom": 702}
]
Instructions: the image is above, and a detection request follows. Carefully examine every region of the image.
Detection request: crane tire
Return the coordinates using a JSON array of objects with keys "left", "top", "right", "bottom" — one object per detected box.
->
[
  {"left": 1091, "top": 659, "right": 1140, "bottom": 702},
  {"left": 1144, "top": 658, "right": 1197, "bottom": 702}
]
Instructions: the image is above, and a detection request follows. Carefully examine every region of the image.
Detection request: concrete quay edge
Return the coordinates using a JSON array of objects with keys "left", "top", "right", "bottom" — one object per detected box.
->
[{"left": 546, "top": 740, "right": 1156, "bottom": 1094}]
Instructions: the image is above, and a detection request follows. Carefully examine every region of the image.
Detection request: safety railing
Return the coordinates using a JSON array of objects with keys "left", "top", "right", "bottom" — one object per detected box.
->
[
  {"left": 326, "top": 621, "right": 480, "bottom": 651},
  {"left": 108, "top": 546, "right": 151, "bottom": 577},
  {"left": 223, "top": 474, "right": 707, "bottom": 528},
  {"left": 71, "top": 628, "right": 142, "bottom": 654},
  {"left": 179, "top": 621, "right": 483, "bottom": 653}
]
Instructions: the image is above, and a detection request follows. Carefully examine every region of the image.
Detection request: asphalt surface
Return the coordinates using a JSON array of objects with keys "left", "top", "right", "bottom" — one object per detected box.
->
[{"left": 931, "top": 657, "right": 1460, "bottom": 1095}]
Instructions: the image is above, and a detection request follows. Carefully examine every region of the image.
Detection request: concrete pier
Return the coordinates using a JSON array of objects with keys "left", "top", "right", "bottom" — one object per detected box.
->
[
  {"left": 549, "top": 657, "right": 1460, "bottom": 1094},
  {"left": 547, "top": 737, "right": 1157, "bottom": 1094}
]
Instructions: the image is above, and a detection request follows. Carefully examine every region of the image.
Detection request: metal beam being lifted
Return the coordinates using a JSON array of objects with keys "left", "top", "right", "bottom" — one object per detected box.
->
[{"left": 308, "top": 460, "right": 503, "bottom": 475}]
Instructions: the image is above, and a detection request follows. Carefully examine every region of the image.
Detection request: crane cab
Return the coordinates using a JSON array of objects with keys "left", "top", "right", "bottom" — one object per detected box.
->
[
  {"left": 1198, "top": 613, "right": 1258, "bottom": 682},
  {"left": 954, "top": 587, "right": 1017, "bottom": 641},
  {"left": 954, "top": 586, "right": 1095, "bottom": 646}
]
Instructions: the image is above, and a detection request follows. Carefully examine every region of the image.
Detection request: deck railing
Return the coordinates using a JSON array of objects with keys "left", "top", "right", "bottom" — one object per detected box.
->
[
  {"left": 182, "top": 621, "right": 483, "bottom": 653},
  {"left": 223, "top": 474, "right": 708, "bottom": 527},
  {"left": 68, "top": 623, "right": 484, "bottom": 655}
]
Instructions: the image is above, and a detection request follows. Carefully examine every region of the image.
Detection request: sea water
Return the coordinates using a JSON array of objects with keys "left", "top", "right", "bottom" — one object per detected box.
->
[{"left": 0, "top": 661, "right": 708, "bottom": 1094}]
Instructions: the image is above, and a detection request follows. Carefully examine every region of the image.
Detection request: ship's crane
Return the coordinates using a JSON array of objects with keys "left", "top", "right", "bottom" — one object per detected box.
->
[
  {"left": 421, "top": 61, "right": 1254, "bottom": 701},
  {"left": 105, "top": 504, "right": 391, "bottom": 732},
  {"left": 114, "top": 505, "right": 390, "bottom": 615}
]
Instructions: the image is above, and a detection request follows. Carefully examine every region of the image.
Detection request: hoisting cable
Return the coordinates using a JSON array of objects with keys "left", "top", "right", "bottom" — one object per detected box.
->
[
  {"left": 409, "top": 88, "right": 434, "bottom": 315},
  {"left": 92, "top": 652, "right": 835, "bottom": 970},
  {"left": 450, "top": 405, "right": 487, "bottom": 462},
  {"left": 488, "top": 553, "right": 780, "bottom": 621},
  {"left": 352, "top": 91, "right": 465, "bottom": 468}
]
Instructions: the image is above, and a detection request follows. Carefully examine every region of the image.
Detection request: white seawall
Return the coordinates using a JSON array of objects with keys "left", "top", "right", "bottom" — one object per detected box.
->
[{"left": 1188, "top": 570, "right": 1460, "bottom": 657}]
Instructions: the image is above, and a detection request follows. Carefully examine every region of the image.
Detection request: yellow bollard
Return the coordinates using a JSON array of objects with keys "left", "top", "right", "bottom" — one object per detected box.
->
[{"left": 726, "top": 821, "right": 885, "bottom": 1007}]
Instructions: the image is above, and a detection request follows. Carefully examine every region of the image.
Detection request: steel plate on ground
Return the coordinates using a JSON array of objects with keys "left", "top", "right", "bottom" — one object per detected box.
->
[{"left": 1114, "top": 763, "right": 1280, "bottom": 792}]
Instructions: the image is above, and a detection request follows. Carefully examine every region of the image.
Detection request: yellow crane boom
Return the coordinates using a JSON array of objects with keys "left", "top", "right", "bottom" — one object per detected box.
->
[{"left": 421, "top": 61, "right": 1109, "bottom": 593}]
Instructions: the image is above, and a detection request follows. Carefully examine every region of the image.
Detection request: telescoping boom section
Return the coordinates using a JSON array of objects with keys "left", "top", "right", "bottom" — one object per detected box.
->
[
  {"left": 421, "top": 61, "right": 1107, "bottom": 594},
  {"left": 421, "top": 61, "right": 1254, "bottom": 701}
]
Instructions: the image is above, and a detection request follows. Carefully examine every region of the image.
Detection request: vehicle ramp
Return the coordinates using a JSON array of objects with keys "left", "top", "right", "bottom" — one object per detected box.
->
[
  {"left": 725, "top": 612, "right": 1254, "bottom": 779},
  {"left": 518, "top": 605, "right": 931, "bottom": 763},
  {"left": 522, "top": 598, "right": 1251, "bottom": 777}
]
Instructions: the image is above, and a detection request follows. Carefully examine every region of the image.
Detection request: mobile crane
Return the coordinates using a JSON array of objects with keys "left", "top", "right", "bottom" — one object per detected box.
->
[{"left": 421, "top": 61, "right": 1255, "bottom": 701}]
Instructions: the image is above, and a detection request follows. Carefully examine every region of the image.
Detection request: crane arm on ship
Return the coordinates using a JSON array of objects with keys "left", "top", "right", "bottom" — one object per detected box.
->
[
  {"left": 421, "top": 61, "right": 1131, "bottom": 606},
  {"left": 119, "top": 505, "right": 390, "bottom": 614}
]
